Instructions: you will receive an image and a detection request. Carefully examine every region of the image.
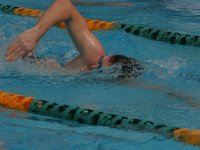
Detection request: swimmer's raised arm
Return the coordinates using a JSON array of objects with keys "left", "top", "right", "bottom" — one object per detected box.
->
[
  {"left": 5, "top": 0, "right": 137, "bottom": 72},
  {"left": 5, "top": 0, "right": 75, "bottom": 61},
  {"left": 71, "top": 0, "right": 134, "bottom": 7},
  {"left": 5, "top": 0, "right": 105, "bottom": 66}
]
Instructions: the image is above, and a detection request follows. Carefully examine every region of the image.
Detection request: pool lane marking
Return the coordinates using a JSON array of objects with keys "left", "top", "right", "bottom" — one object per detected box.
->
[
  {"left": 0, "top": 90, "right": 200, "bottom": 146},
  {"left": 0, "top": 4, "right": 117, "bottom": 31},
  {"left": 0, "top": 3, "right": 200, "bottom": 47},
  {"left": 120, "top": 24, "right": 200, "bottom": 47}
]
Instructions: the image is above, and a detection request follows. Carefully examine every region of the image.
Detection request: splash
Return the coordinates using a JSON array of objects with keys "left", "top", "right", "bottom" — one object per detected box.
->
[{"left": 146, "top": 56, "right": 187, "bottom": 79}]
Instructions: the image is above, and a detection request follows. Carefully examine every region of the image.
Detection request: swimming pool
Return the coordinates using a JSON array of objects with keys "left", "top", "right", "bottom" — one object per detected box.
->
[{"left": 0, "top": 0, "right": 200, "bottom": 149}]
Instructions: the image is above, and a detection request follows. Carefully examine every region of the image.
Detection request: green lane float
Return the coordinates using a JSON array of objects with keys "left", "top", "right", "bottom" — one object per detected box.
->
[
  {"left": 119, "top": 24, "right": 200, "bottom": 47},
  {"left": 0, "top": 90, "right": 200, "bottom": 146},
  {"left": 29, "top": 99, "right": 179, "bottom": 133}
]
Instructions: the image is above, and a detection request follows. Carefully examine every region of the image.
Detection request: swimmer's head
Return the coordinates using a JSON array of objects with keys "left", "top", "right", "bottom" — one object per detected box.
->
[{"left": 103, "top": 55, "right": 144, "bottom": 78}]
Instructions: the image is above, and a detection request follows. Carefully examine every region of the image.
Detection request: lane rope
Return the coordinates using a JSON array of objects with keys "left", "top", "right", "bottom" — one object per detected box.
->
[
  {"left": 0, "top": 90, "right": 200, "bottom": 146},
  {"left": 0, "top": 3, "right": 117, "bottom": 31},
  {"left": 119, "top": 24, "right": 200, "bottom": 47},
  {"left": 0, "top": 3, "right": 200, "bottom": 47}
]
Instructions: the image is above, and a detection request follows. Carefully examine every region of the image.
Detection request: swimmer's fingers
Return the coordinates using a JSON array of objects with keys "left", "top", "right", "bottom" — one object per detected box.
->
[
  {"left": 5, "top": 42, "right": 21, "bottom": 61},
  {"left": 27, "top": 52, "right": 33, "bottom": 56},
  {"left": 10, "top": 49, "right": 27, "bottom": 61},
  {"left": 5, "top": 44, "right": 27, "bottom": 61},
  {"left": 5, "top": 28, "right": 39, "bottom": 62},
  {"left": 5, "top": 41, "right": 18, "bottom": 57}
]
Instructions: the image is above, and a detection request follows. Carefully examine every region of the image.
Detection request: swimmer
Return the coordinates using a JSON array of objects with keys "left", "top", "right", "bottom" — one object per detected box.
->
[
  {"left": 5, "top": 0, "right": 142, "bottom": 77},
  {"left": 71, "top": 0, "right": 134, "bottom": 7},
  {"left": 4, "top": 0, "right": 199, "bottom": 108}
]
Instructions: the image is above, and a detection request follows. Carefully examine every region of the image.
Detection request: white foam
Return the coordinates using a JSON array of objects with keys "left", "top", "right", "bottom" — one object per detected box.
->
[{"left": 146, "top": 56, "right": 188, "bottom": 79}]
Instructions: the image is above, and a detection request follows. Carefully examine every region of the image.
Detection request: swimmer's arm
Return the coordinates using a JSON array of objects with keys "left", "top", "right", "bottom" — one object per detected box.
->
[
  {"left": 63, "top": 55, "right": 82, "bottom": 68},
  {"left": 33, "top": 0, "right": 75, "bottom": 39},
  {"left": 23, "top": 55, "right": 87, "bottom": 72},
  {"left": 63, "top": 55, "right": 91, "bottom": 72},
  {"left": 5, "top": 0, "right": 75, "bottom": 61},
  {"left": 22, "top": 55, "right": 61, "bottom": 69},
  {"left": 71, "top": 0, "right": 134, "bottom": 6}
]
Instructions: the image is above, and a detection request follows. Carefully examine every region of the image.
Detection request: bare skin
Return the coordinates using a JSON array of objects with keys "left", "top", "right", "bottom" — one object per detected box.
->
[
  {"left": 4, "top": 0, "right": 200, "bottom": 109},
  {"left": 5, "top": 0, "right": 111, "bottom": 72}
]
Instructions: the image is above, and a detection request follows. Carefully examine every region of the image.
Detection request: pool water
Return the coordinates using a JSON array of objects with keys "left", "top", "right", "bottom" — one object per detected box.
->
[{"left": 0, "top": 0, "right": 200, "bottom": 149}]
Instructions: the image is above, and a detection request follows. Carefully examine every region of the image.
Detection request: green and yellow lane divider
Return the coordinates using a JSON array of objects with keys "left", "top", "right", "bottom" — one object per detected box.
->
[
  {"left": 0, "top": 3, "right": 117, "bottom": 31},
  {"left": 0, "top": 3, "right": 200, "bottom": 47},
  {"left": 0, "top": 90, "right": 200, "bottom": 146},
  {"left": 119, "top": 24, "right": 200, "bottom": 47}
]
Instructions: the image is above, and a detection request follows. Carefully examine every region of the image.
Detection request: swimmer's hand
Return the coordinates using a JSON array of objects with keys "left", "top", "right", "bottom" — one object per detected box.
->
[{"left": 5, "top": 27, "right": 40, "bottom": 62}]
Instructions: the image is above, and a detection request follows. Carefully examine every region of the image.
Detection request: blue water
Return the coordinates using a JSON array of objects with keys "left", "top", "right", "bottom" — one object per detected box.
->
[{"left": 0, "top": 0, "right": 200, "bottom": 149}]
